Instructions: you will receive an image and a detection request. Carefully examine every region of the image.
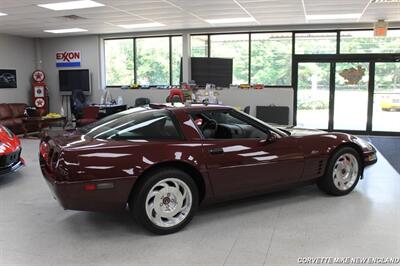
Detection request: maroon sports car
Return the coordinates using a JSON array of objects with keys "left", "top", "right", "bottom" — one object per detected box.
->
[{"left": 40, "top": 104, "right": 377, "bottom": 234}]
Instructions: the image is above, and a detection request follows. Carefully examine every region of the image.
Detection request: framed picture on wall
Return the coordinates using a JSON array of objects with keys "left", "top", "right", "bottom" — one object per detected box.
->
[{"left": 0, "top": 69, "right": 17, "bottom": 88}]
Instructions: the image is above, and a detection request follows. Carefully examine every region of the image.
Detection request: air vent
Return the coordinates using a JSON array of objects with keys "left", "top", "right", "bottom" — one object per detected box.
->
[
  {"left": 59, "top": 15, "right": 88, "bottom": 21},
  {"left": 317, "top": 160, "right": 324, "bottom": 176},
  {"left": 370, "top": 0, "right": 400, "bottom": 3}
]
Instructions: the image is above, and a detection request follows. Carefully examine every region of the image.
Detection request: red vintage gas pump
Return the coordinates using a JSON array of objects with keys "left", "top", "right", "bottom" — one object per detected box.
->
[{"left": 31, "top": 70, "right": 49, "bottom": 115}]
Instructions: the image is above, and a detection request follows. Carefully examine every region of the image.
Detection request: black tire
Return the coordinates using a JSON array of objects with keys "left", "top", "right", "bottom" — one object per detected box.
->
[
  {"left": 130, "top": 168, "right": 199, "bottom": 235},
  {"left": 317, "top": 147, "right": 362, "bottom": 196}
]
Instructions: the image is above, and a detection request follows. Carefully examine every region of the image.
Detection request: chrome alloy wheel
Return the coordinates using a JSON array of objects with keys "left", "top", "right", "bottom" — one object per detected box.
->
[
  {"left": 332, "top": 153, "right": 359, "bottom": 191},
  {"left": 145, "top": 178, "right": 192, "bottom": 228}
]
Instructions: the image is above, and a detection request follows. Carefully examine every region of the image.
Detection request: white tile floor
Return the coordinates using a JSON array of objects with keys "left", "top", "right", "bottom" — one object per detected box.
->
[{"left": 0, "top": 139, "right": 399, "bottom": 266}]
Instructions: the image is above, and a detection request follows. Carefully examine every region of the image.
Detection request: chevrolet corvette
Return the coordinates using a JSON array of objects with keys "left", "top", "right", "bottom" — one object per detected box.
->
[
  {"left": 40, "top": 104, "right": 377, "bottom": 234},
  {"left": 0, "top": 125, "right": 24, "bottom": 176}
]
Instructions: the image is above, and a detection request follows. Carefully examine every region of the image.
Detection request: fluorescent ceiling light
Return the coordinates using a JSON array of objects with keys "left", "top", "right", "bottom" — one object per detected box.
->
[
  {"left": 44, "top": 28, "right": 88, "bottom": 34},
  {"left": 38, "top": 0, "right": 104, "bottom": 11},
  {"left": 306, "top": 13, "right": 361, "bottom": 20},
  {"left": 0, "top": 12, "right": 8, "bottom": 16},
  {"left": 206, "top": 17, "right": 256, "bottom": 24},
  {"left": 118, "top": 22, "right": 165, "bottom": 29}
]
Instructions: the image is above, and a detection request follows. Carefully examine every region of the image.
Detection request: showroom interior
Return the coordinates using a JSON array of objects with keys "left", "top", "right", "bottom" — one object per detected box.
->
[{"left": 0, "top": 0, "right": 400, "bottom": 265}]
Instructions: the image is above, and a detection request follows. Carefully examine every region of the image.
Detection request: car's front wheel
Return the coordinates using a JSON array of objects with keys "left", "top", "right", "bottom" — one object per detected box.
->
[
  {"left": 131, "top": 168, "right": 198, "bottom": 234},
  {"left": 318, "top": 147, "right": 362, "bottom": 196}
]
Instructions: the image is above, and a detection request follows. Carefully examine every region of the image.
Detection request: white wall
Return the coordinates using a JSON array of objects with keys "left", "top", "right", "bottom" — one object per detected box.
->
[
  {"left": 0, "top": 34, "right": 35, "bottom": 104},
  {"left": 40, "top": 35, "right": 102, "bottom": 113}
]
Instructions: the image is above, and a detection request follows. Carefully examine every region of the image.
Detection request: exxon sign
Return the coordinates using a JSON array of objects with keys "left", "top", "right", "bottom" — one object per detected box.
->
[{"left": 56, "top": 51, "right": 81, "bottom": 67}]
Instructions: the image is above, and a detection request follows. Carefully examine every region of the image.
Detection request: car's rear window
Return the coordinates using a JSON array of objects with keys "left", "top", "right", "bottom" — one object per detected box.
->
[{"left": 79, "top": 107, "right": 181, "bottom": 140}]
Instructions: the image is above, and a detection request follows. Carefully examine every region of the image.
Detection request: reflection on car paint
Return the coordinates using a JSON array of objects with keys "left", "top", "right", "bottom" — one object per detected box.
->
[
  {"left": 68, "top": 143, "right": 106, "bottom": 150},
  {"left": 222, "top": 145, "right": 250, "bottom": 153},
  {"left": 123, "top": 168, "right": 135, "bottom": 175},
  {"left": 238, "top": 151, "right": 269, "bottom": 157},
  {"left": 85, "top": 166, "right": 115, "bottom": 170},
  {"left": 253, "top": 155, "right": 279, "bottom": 161},
  {"left": 171, "top": 143, "right": 208, "bottom": 147},
  {"left": 142, "top": 156, "right": 155, "bottom": 165},
  {"left": 79, "top": 153, "right": 131, "bottom": 158}
]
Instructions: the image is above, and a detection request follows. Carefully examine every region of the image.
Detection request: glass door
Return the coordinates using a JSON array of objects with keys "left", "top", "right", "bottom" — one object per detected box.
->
[
  {"left": 333, "top": 62, "right": 369, "bottom": 131},
  {"left": 296, "top": 62, "right": 331, "bottom": 129},
  {"left": 372, "top": 62, "right": 400, "bottom": 132}
]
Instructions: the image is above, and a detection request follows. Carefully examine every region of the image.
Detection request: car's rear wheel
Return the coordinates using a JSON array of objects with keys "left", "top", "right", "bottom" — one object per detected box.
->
[
  {"left": 317, "top": 147, "right": 362, "bottom": 196},
  {"left": 131, "top": 168, "right": 198, "bottom": 234}
]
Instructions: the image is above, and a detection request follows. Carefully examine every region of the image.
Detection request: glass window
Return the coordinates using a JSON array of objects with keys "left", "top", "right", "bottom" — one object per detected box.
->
[
  {"left": 171, "top": 36, "right": 182, "bottom": 85},
  {"left": 251, "top": 33, "right": 292, "bottom": 85},
  {"left": 296, "top": 62, "right": 330, "bottom": 129},
  {"left": 295, "top": 32, "right": 337, "bottom": 54},
  {"left": 136, "top": 37, "right": 170, "bottom": 85},
  {"left": 191, "top": 110, "right": 268, "bottom": 139},
  {"left": 334, "top": 62, "right": 369, "bottom": 131},
  {"left": 104, "top": 39, "right": 134, "bottom": 86},
  {"left": 373, "top": 62, "right": 400, "bottom": 132},
  {"left": 340, "top": 30, "right": 400, "bottom": 54},
  {"left": 191, "top": 35, "right": 208, "bottom": 57},
  {"left": 80, "top": 108, "right": 180, "bottom": 140},
  {"left": 210, "top": 34, "right": 249, "bottom": 85}
]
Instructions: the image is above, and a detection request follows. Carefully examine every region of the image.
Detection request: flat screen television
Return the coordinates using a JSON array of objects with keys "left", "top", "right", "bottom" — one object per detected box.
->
[
  {"left": 59, "top": 69, "right": 91, "bottom": 95},
  {"left": 191, "top": 57, "right": 233, "bottom": 87}
]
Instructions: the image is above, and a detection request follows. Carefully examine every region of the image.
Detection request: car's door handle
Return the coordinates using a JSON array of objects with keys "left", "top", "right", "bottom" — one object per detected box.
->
[{"left": 209, "top": 147, "right": 224, "bottom": 155}]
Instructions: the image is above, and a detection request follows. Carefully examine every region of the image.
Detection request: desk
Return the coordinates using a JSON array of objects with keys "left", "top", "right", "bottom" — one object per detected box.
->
[
  {"left": 92, "top": 104, "right": 127, "bottom": 118},
  {"left": 23, "top": 116, "right": 67, "bottom": 137}
]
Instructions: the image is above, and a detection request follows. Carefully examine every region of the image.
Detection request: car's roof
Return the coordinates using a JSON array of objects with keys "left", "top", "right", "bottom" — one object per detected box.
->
[{"left": 149, "top": 103, "right": 233, "bottom": 112}]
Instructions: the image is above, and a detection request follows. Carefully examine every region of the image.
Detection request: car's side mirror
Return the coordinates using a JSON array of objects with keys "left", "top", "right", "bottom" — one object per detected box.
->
[
  {"left": 267, "top": 133, "right": 278, "bottom": 144},
  {"left": 259, "top": 132, "right": 278, "bottom": 145}
]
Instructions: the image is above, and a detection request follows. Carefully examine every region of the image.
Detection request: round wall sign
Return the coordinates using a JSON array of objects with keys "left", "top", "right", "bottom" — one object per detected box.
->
[{"left": 32, "top": 70, "right": 45, "bottom": 82}]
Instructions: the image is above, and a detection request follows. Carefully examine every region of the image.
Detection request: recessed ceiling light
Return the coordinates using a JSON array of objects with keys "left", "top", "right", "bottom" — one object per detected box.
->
[
  {"left": 306, "top": 13, "right": 361, "bottom": 20},
  {"left": 371, "top": 0, "right": 400, "bottom": 3},
  {"left": 118, "top": 23, "right": 165, "bottom": 29},
  {"left": 44, "top": 28, "right": 88, "bottom": 34},
  {"left": 0, "top": 12, "right": 8, "bottom": 16},
  {"left": 205, "top": 17, "right": 256, "bottom": 24},
  {"left": 38, "top": 0, "right": 104, "bottom": 11}
]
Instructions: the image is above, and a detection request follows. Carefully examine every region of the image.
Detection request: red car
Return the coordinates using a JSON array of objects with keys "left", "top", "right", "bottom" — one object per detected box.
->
[
  {"left": 40, "top": 104, "right": 377, "bottom": 234},
  {"left": 0, "top": 125, "right": 24, "bottom": 176}
]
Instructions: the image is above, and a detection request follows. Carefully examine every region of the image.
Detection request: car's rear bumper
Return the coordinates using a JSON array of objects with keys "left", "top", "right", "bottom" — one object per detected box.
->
[
  {"left": 0, "top": 159, "right": 24, "bottom": 176},
  {"left": 40, "top": 162, "right": 137, "bottom": 212}
]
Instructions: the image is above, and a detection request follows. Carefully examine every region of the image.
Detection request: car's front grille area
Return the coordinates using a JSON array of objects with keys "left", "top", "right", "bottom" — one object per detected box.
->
[{"left": 0, "top": 148, "right": 21, "bottom": 168}]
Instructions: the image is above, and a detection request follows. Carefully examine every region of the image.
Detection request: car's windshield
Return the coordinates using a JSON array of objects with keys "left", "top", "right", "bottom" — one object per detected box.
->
[{"left": 79, "top": 107, "right": 181, "bottom": 140}]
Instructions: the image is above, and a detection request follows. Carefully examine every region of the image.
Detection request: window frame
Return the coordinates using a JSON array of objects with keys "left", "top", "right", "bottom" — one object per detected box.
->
[{"left": 104, "top": 34, "right": 182, "bottom": 88}]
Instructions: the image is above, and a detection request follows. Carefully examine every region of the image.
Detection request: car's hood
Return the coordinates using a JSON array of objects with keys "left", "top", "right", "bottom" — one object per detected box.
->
[{"left": 278, "top": 126, "right": 327, "bottom": 136}]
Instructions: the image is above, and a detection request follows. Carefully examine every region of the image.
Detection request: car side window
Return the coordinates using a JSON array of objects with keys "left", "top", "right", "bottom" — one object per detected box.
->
[
  {"left": 190, "top": 110, "right": 269, "bottom": 140},
  {"left": 84, "top": 109, "right": 181, "bottom": 140}
]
